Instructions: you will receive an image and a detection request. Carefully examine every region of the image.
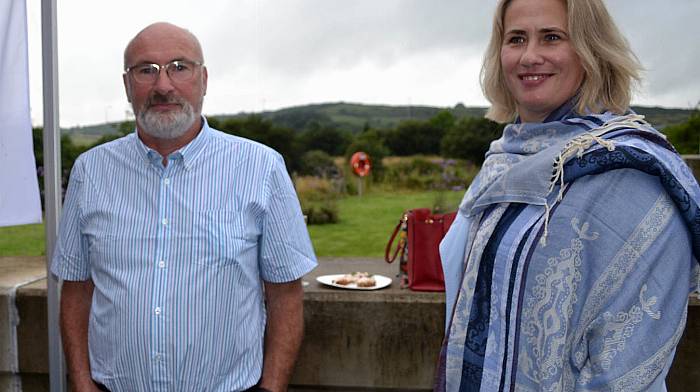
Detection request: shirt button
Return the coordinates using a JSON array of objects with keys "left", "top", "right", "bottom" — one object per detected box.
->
[
  {"left": 158, "top": 260, "right": 166, "bottom": 268},
  {"left": 162, "top": 218, "right": 168, "bottom": 226},
  {"left": 163, "top": 178, "right": 170, "bottom": 185},
  {"left": 155, "top": 307, "right": 161, "bottom": 315},
  {"left": 154, "top": 354, "right": 162, "bottom": 361}
]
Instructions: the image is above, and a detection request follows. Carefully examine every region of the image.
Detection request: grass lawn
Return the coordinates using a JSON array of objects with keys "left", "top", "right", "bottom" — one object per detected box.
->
[
  {"left": 0, "top": 189, "right": 465, "bottom": 258},
  {"left": 308, "top": 189, "right": 464, "bottom": 257},
  {"left": 0, "top": 223, "right": 45, "bottom": 256}
]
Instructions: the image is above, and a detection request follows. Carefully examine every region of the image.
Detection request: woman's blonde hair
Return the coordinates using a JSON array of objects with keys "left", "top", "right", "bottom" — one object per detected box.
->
[{"left": 481, "top": 0, "right": 643, "bottom": 123}]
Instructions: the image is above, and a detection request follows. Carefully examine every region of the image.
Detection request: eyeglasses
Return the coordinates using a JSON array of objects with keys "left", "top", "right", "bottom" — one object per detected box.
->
[{"left": 125, "top": 60, "right": 203, "bottom": 84}]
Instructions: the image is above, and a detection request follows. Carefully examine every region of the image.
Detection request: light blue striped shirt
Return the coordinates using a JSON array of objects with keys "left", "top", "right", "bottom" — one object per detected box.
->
[{"left": 51, "top": 119, "right": 317, "bottom": 391}]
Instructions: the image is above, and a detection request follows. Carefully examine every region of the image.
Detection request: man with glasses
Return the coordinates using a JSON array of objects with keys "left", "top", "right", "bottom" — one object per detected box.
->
[{"left": 52, "top": 22, "right": 317, "bottom": 392}]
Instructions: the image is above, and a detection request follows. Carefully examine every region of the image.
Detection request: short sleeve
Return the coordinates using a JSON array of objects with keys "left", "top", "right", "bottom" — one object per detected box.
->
[
  {"left": 50, "top": 157, "right": 91, "bottom": 281},
  {"left": 258, "top": 154, "right": 317, "bottom": 282}
]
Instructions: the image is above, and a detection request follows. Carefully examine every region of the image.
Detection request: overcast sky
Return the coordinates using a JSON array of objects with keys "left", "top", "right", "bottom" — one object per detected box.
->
[{"left": 25, "top": 0, "right": 700, "bottom": 128}]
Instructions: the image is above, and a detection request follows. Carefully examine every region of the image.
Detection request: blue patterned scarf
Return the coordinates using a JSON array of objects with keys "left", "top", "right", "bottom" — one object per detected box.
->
[{"left": 437, "top": 100, "right": 700, "bottom": 391}]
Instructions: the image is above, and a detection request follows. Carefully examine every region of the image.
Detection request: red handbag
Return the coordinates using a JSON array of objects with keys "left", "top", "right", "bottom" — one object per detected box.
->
[{"left": 384, "top": 208, "right": 456, "bottom": 292}]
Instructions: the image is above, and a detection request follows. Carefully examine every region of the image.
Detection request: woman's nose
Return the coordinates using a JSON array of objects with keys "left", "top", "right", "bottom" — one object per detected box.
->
[{"left": 519, "top": 42, "right": 545, "bottom": 67}]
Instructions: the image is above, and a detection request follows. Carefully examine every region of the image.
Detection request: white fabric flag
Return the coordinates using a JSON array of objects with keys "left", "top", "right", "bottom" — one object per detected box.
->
[{"left": 0, "top": 0, "right": 42, "bottom": 227}]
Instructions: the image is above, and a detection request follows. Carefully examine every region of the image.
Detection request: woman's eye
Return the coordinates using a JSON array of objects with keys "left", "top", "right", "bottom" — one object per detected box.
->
[
  {"left": 544, "top": 34, "right": 561, "bottom": 42},
  {"left": 508, "top": 36, "right": 525, "bottom": 45}
]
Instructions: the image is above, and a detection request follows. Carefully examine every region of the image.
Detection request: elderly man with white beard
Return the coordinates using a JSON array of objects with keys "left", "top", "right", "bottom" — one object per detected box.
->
[{"left": 51, "top": 22, "right": 317, "bottom": 392}]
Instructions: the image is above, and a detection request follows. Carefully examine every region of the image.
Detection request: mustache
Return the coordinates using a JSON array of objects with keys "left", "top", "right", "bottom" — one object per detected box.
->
[{"left": 145, "top": 93, "right": 185, "bottom": 108}]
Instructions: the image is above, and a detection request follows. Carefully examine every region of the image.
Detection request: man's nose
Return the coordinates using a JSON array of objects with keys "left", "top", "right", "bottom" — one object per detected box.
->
[{"left": 153, "top": 68, "right": 175, "bottom": 94}]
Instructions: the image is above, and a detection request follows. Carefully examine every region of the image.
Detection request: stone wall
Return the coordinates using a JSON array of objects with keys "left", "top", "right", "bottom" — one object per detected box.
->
[{"left": 2, "top": 256, "right": 699, "bottom": 391}]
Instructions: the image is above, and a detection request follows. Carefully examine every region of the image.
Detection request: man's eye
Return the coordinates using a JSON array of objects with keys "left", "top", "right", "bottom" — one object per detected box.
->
[
  {"left": 138, "top": 65, "right": 158, "bottom": 74},
  {"left": 172, "top": 62, "right": 190, "bottom": 72}
]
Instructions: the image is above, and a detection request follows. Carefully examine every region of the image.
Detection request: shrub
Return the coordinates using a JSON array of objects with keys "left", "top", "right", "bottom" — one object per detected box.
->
[
  {"left": 383, "top": 157, "right": 442, "bottom": 189},
  {"left": 664, "top": 110, "right": 700, "bottom": 154},
  {"left": 294, "top": 176, "right": 340, "bottom": 224},
  {"left": 299, "top": 150, "right": 340, "bottom": 178},
  {"left": 432, "top": 191, "right": 451, "bottom": 214},
  {"left": 381, "top": 157, "right": 477, "bottom": 191},
  {"left": 303, "top": 203, "right": 339, "bottom": 225}
]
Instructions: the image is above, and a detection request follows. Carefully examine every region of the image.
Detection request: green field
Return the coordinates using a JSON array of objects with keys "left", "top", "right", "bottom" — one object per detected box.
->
[
  {"left": 0, "top": 223, "right": 46, "bottom": 256},
  {"left": 308, "top": 190, "right": 463, "bottom": 257},
  {"left": 0, "top": 190, "right": 464, "bottom": 258}
]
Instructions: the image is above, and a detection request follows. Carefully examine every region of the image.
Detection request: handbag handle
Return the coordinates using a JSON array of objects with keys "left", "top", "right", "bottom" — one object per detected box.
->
[{"left": 385, "top": 213, "right": 408, "bottom": 263}]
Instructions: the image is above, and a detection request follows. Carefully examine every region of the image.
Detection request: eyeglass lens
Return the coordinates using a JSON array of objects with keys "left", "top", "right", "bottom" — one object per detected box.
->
[{"left": 130, "top": 60, "right": 198, "bottom": 84}]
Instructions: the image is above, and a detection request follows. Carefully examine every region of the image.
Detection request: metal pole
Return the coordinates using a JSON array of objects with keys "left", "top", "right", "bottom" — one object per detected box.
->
[{"left": 41, "top": 0, "right": 67, "bottom": 390}]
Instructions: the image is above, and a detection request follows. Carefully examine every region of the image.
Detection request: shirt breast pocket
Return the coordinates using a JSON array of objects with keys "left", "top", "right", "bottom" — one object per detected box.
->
[{"left": 194, "top": 210, "right": 256, "bottom": 267}]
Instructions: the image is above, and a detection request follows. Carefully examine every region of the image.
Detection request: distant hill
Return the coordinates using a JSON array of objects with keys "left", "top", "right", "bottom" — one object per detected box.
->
[
  {"left": 63, "top": 102, "right": 695, "bottom": 145},
  {"left": 629, "top": 106, "right": 694, "bottom": 130},
  {"left": 212, "top": 102, "right": 488, "bottom": 134}
]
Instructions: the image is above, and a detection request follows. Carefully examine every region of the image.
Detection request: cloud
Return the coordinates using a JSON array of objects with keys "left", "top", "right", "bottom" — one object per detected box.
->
[
  {"left": 207, "top": 0, "right": 493, "bottom": 75},
  {"left": 26, "top": 0, "right": 700, "bottom": 127},
  {"left": 607, "top": 0, "right": 700, "bottom": 107}
]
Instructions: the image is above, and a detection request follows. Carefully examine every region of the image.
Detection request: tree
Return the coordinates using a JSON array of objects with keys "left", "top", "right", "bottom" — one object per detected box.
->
[
  {"left": 299, "top": 126, "right": 351, "bottom": 156},
  {"left": 117, "top": 120, "right": 135, "bottom": 135},
  {"left": 664, "top": 110, "right": 700, "bottom": 154},
  {"left": 90, "top": 120, "right": 133, "bottom": 146},
  {"left": 384, "top": 120, "right": 437, "bottom": 156},
  {"left": 344, "top": 129, "right": 389, "bottom": 179},
  {"left": 384, "top": 111, "right": 454, "bottom": 156},
  {"left": 215, "top": 115, "right": 302, "bottom": 172},
  {"left": 32, "top": 127, "right": 90, "bottom": 203},
  {"left": 429, "top": 110, "right": 456, "bottom": 130},
  {"left": 441, "top": 117, "right": 504, "bottom": 164},
  {"left": 269, "top": 110, "right": 333, "bottom": 131}
]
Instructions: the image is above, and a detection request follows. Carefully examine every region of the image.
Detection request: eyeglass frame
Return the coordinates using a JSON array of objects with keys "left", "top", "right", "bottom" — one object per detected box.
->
[{"left": 124, "top": 59, "right": 205, "bottom": 84}]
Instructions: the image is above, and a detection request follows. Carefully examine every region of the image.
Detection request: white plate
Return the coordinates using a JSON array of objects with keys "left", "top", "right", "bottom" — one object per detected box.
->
[{"left": 316, "top": 274, "right": 392, "bottom": 290}]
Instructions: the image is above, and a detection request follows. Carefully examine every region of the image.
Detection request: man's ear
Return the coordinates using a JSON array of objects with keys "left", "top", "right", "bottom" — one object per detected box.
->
[
  {"left": 202, "top": 66, "right": 208, "bottom": 96},
  {"left": 123, "top": 73, "right": 132, "bottom": 103}
]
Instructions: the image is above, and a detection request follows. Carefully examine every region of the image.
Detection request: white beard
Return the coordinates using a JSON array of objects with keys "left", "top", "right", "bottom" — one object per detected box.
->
[{"left": 136, "top": 97, "right": 197, "bottom": 140}]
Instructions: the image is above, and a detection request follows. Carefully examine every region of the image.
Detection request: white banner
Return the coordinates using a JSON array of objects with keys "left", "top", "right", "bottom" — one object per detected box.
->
[{"left": 0, "top": 0, "right": 42, "bottom": 227}]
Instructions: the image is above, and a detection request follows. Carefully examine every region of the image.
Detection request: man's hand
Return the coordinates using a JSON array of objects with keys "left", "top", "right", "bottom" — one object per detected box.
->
[
  {"left": 60, "top": 280, "right": 100, "bottom": 392},
  {"left": 258, "top": 279, "right": 305, "bottom": 392}
]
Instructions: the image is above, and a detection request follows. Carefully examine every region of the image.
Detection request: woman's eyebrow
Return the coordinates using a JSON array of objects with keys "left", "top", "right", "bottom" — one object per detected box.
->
[{"left": 504, "top": 28, "right": 527, "bottom": 35}]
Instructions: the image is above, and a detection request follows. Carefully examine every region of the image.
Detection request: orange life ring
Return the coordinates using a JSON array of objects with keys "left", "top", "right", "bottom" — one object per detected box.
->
[{"left": 350, "top": 152, "right": 371, "bottom": 177}]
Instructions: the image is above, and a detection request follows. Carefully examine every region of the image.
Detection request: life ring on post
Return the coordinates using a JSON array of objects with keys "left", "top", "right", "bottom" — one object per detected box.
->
[{"left": 350, "top": 152, "right": 371, "bottom": 177}]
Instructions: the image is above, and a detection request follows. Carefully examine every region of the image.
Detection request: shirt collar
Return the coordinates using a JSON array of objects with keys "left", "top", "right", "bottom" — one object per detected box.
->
[
  {"left": 131, "top": 117, "right": 212, "bottom": 171},
  {"left": 177, "top": 117, "right": 211, "bottom": 171}
]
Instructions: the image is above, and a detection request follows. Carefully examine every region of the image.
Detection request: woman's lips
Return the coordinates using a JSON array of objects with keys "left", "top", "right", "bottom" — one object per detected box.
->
[{"left": 519, "top": 73, "right": 553, "bottom": 86}]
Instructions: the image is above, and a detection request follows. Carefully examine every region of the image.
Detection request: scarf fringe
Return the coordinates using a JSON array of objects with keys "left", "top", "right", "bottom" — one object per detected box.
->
[{"left": 540, "top": 114, "right": 649, "bottom": 245}]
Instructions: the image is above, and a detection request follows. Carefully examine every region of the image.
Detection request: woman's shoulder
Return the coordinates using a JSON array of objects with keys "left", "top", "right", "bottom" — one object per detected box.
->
[
  {"left": 558, "top": 168, "right": 680, "bottom": 228},
  {"left": 539, "top": 167, "right": 693, "bottom": 298},
  {"left": 551, "top": 168, "right": 691, "bottom": 262}
]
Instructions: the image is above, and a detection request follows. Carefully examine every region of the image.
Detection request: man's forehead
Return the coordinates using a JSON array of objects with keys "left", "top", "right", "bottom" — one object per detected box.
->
[
  {"left": 124, "top": 23, "right": 203, "bottom": 66},
  {"left": 128, "top": 40, "right": 198, "bottom": 63}
]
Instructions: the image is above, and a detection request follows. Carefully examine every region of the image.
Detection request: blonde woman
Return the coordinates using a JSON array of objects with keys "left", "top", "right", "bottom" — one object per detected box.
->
[{"left": 437, "top": 0, "right": 700, "bottom": 390}]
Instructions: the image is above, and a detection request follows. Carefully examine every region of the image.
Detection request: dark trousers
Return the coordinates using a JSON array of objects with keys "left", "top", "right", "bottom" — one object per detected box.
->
[
  {"left": 95, "top": 382, "right": 110, "bottom": 391},
  {"left": 95, "top": 381, "right": 262, "bottom": 391}
]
